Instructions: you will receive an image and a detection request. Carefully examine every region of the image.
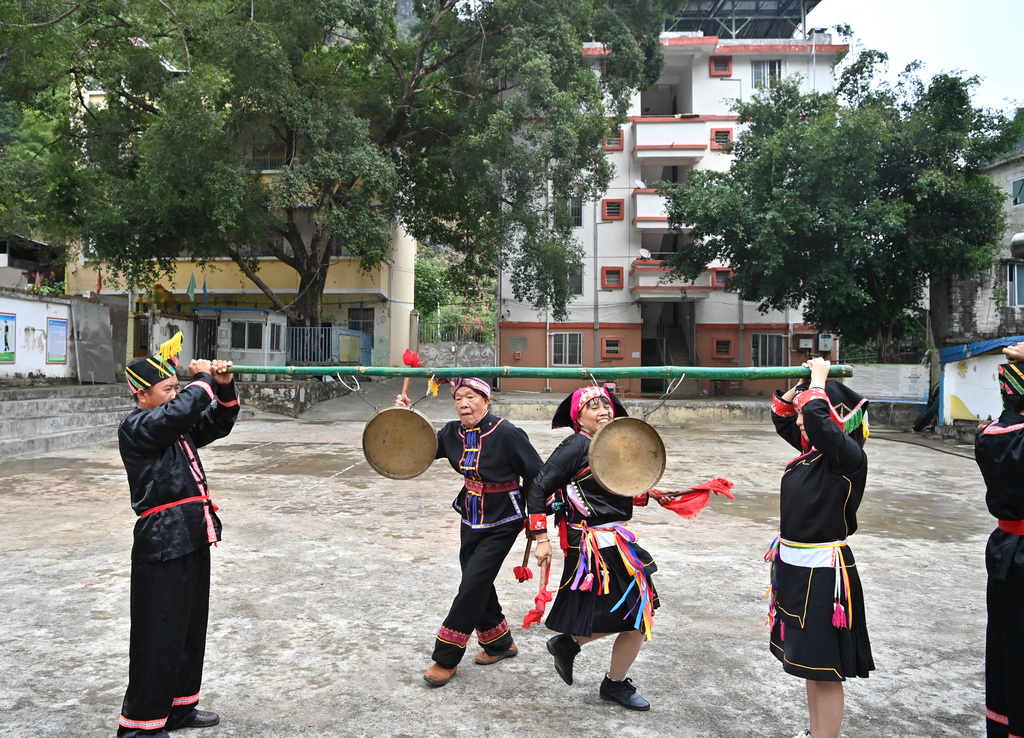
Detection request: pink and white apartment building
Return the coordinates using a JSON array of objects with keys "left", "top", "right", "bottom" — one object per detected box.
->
[{"left": 497, "top": 18, "right": 848, "bottom": 397}]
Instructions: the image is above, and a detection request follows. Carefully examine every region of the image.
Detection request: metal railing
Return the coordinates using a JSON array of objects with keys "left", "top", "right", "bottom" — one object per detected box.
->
[{"left": 419, "top": 322, "right": 495, "bottom": 344}]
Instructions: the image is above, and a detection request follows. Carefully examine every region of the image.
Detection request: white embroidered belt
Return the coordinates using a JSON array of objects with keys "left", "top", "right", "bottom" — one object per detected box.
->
[{"left": 778, "top": 538, "right": 848, "bottom": 568}]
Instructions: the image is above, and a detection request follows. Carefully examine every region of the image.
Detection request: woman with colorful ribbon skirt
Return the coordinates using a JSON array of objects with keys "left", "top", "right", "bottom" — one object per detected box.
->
[
  {"left": 525, "top": 384, "right": 681, "bottom": 711},
  {"left": 975, "top": 342, "right": 1024, "bottom": 738},
  {"left": 116, "top": 333, "right": 239, "bottom": 737},
  {"left": 396, "top": 377, "right": 543, "bottom": 687},
  {"left": 767, "top": 357, "right": 874, "bottom": 738}
]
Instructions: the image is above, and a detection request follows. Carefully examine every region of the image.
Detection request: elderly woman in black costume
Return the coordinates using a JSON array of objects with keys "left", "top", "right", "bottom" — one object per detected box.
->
[
  {"left": 767, "top": 357, "right": 874, "bottom": 738},
  {"left": 396, "top": 377, "right": 543, "bottom": 687},
  {"left": 526, "top": 384, "right": 682, "bottom": 711}
]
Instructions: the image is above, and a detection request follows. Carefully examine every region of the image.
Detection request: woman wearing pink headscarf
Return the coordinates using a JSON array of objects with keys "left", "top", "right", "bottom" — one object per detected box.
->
[
  {"left": 525, "top": 385, "right": 680, "bottom": 711},
  {"left": 396, "top": 377, "right": 544, "bottom": 687}
]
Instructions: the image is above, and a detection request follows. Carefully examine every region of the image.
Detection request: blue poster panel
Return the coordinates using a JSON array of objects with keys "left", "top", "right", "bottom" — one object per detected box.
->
[
  {"left": 0, "top": 313, "right": 14, "bottom": 363},
  {"left": 46, "top": 317, "right": 68, "bottom": 365}
]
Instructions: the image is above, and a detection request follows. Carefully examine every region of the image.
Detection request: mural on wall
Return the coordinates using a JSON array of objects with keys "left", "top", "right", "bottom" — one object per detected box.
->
[
  {"left": 0, "top": 313, "right": 14, "bottom": 363},
  {"left": 46, "top": 318, "right": 68, "bottom": 364}
]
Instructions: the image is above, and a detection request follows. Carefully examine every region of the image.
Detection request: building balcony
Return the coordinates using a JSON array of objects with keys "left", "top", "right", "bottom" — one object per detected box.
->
[
  {"left": 629, "top": 260, "right": 729, "bottom": 302},
  {"left": 631, "top": 116, "right": 735, "bottom": 163}
]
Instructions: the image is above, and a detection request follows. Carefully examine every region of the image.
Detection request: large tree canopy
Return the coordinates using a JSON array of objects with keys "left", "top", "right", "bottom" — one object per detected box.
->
[
  {"left": 0, "top": 0, "right": 676, "bottom": 325},
  {"left": 662, "top": 49, "right": 1024, "bottom": 361}
]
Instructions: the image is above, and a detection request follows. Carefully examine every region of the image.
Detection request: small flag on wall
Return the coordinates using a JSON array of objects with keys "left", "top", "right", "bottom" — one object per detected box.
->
[
  {"left": 187, "top": 273, "right": 196, "bottom": 301},
  {"left": 202, "top": 277, "right": 209, "bottom": 303}
]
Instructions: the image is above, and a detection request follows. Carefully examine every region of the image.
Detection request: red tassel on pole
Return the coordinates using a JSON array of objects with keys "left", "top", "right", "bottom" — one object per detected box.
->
[{"left": 513, "top": 537, "right": 533, "bottom": 582}]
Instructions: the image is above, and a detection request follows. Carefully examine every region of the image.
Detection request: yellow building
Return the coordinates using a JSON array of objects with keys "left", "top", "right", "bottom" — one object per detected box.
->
[{"left": 65, "top": 224, "right": 417, "bottom": 371}]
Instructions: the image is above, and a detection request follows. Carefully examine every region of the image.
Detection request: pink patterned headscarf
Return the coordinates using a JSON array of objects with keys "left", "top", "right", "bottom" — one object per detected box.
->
[
  {"left": 569, "top": 385, "right": 612, "bottom": 431},
  {"left": 449, "top": 377, "right": 491, "bottom": 400}
]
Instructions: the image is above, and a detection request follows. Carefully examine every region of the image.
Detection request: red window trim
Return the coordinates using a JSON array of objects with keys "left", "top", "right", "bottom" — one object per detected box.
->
[
  {"left": 709, "top": 55, "right": 732, "bottom": 77},
  {"left": 710, "top": 128, "right": 734, "bottom": 150},
  {"left": 601, "top": 266, "right": 625, "bottom": 289},
  {"left": 711, "top": 267, "right": 733, "bottom": 287},
  {"left": 603, "top": 128, "right": 624, "bottom": 151},
  {"left": 601, "top": 336, "right": 624, "bottom": 359},
  {"left": 602, "top": 199, "right": 625, "bottom": 220},
  {"left": 712, "top": 336, "right": 735, "bottom": 359}
]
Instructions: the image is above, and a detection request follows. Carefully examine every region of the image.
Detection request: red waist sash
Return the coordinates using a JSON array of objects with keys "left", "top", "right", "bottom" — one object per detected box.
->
[
  {"left": 998, "top": 519, "right": 1024, "bottom": 535},
  {"left": 464, "top": 479, "right": 520, "bottom": 494},
  {"left": 140, "top": 495, "right": 212, "bottom": 517}
]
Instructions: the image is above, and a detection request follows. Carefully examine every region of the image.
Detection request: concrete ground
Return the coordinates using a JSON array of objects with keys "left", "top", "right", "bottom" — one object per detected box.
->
[{"left": 0, "top": 378, "right": 990, "bottom": 738}]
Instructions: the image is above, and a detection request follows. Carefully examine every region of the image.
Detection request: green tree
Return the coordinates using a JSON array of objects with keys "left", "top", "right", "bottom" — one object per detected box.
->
[
  {"left": 1, "top": 0, "right": 676, "bottom": 326},
  {"left": 661, "top": 50, "right": 1024, "bottom": 361}
]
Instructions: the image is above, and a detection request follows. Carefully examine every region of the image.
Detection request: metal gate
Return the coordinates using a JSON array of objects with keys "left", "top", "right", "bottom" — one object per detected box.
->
[{"left": 195, "top": 317, "right": 218, "bottom": 360}]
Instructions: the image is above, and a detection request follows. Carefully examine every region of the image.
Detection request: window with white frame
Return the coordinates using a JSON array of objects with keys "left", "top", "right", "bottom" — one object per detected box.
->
[
  {"left": 751, "top": 333, "right": 785, "bottom": 366},
  {"left": 751, "top": 59, "right": 782, "bottom": 89},
  {"left": 569, "top": 267, "right": 584, "bottom": 296},
  {"left": 552, "top": 332, "right": 583, "bottom": 366},
  {"left": 1008, "top": 263, "right": 1024, "bottom": 306},
  {"left": 557, "top": 196, "right": 583, "bottom": 229},
  {"left": 569, "top": 196, "right": 583, "bottom": 227},
  {"left": 230, "top": 321, "right": 264, "bottom": 350},
  {"left": 1013, "top": 178, "right": 1024, "bottom": 206},
  {"left": 270, "top": 323, "right": 283, "bottom": 352}
]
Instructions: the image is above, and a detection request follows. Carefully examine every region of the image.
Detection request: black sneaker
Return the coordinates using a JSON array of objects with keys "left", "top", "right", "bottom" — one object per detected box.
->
[
  {"left": 599, "top": 675, "right": 650, "bottom": 711},
  {"left": 546, "top": 634, "right": 581, "bottom": 685}
]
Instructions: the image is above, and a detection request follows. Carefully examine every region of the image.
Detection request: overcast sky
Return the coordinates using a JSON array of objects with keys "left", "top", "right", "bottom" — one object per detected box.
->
[{"left": 806, "top": 0, "right": 1020, "bottom": 111}]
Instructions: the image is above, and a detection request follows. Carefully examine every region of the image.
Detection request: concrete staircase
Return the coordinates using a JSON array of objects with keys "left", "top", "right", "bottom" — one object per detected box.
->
[{"left": 0, "top": 384, "right": 134, "bottom": 460}]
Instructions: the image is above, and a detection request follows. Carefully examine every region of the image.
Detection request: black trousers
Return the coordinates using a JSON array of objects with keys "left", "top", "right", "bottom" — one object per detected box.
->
[
  {"left": 986, "top": 568, "right": 1024, "bottom": 737},
  {"left": 432, "top": 521, "right": 520, "bottom": 667},
  {"left": 117, "top": 545, "right": 211, "bottom": 737}
]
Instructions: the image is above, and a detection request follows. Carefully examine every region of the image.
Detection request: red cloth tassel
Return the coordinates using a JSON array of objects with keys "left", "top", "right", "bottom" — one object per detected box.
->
[
  {"left": 402, "top": 349, "right": 423, "bottom": 367},
  {"left": 522, "top": 561, "right": 553, "bottom": 628},
  {"left": 656, "top": 478, "right": 735, "bottom": 519},
  {"left": 513, "top": 565, "right": 533, "bottom": 582},
  {"left": 832, "top": 602, "right": 848, "bottom": 629}
]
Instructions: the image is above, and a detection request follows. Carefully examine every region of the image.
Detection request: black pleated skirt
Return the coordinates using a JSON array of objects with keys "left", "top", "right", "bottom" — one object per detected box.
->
[
  {"left": 769, "top": 545, "right": 874, "bottom": 681},
  {"left": 546, "top": 538, "right": 659, "bottom": 637}
]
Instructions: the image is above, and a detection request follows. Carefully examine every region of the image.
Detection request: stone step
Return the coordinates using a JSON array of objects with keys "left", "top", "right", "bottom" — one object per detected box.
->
[
  {"left": 0, "top": 394, "right": 133, "bottom": 420},
  {"left": 0, "top": 409, "right": 129, "bottom": 439},
  {"left": 0, "top": 428, "right": 120, "bottom": 460},
  {"left": 0, "top": 383, "right": 126, "bottom": 402}
]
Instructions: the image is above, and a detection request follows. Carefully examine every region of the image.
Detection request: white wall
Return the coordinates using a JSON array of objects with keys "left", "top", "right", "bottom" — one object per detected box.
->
[
  {"left": 0, "top": 290, "right": 77, "bottom": 381},
  {"left": 942, "top": 352, "right": 1004, "bottom": 424}
]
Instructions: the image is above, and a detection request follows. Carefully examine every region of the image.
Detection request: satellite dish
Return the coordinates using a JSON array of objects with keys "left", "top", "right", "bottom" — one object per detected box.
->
[
  {"left": 638, "top": 248, "right": 652, "bottom": 259},
  {"left": 634, "top": 179, "right": 647, "bottom": 189}
]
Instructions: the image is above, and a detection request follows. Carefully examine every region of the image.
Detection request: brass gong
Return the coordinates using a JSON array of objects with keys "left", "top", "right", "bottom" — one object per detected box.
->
[
  {"left": 589, "top": 417, "right": 666, "bottom": 497},
  {"left": 362, "top": 406, "right": 437, "bottom": 479}
]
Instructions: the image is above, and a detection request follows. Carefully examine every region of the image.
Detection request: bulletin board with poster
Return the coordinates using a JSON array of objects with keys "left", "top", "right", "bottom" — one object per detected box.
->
[
  {"left": 0, "top": 312, "right": 14, "bottom": 363},
  {"left": 46, "top": 317, "right": 68, "bottom": 364},
  {"left": 843, "top": 364, "right": 930, "bottom": 403}
]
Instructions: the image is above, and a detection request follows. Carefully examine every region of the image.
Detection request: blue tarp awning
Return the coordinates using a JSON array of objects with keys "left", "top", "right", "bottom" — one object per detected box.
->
[{"left": 938, "top": 335, "right": 1024, "bottom": 364}]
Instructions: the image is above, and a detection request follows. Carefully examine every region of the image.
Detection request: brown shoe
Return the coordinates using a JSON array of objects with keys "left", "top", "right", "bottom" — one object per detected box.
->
[
  {"left": 474, "top": 642, "right": 519, "bottom": 665},
  {"left": 183, "top": 709, "right": 221, "bottom": 728},
  {"left": 423, "top": 663, "right": 458, "bottom": 687}
]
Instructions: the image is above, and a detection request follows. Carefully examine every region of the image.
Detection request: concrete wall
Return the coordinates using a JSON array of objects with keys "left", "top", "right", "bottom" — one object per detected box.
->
[
  {"left": 237, "top": 378, "right": 352, "bottom": 418},
  {"left": 0, "top": 289, "right": 78, "bottom": 381}
]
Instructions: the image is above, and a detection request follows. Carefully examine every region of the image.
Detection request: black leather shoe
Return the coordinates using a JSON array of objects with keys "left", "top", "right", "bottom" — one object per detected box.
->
[
  {"left": 599, "top": 675, "right": 650, "bottom": 711},
  {"left": 184, "top": 710, "right": 221, "bottom": 728},
  {"left": 546, "top": 634, "right": 581, "bottom": 685}
]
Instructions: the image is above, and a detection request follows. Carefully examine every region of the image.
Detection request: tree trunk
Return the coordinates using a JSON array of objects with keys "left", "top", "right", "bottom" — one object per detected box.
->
[{"left": 291, "top": 264, "right": 327, "bottom": 328}]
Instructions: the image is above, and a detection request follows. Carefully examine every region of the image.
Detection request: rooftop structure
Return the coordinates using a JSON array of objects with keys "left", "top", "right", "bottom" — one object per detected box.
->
[{"left": 667, "top": 0, "right": 825, "bottom": 39}]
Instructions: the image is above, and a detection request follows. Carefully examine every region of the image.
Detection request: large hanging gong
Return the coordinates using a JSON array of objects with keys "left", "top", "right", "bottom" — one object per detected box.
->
[
  {"left": 588, "top": 417, "right": 666, "bottom": 497},
  {"left": 362, "top": 407, "right": 437, "bottom": 479}
]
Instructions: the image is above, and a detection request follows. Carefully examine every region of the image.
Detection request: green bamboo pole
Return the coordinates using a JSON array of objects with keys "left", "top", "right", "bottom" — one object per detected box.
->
[{"left": 228, "top": 364, "right": 853, "bottom": 380}]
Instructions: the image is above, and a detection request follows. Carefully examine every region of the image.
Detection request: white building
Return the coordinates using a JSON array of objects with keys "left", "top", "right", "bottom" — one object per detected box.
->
[{"left": 498, "top": 1, "right": 847, "bottom": 396}]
